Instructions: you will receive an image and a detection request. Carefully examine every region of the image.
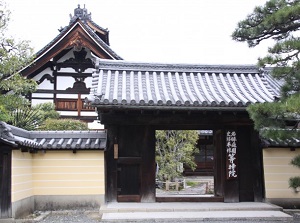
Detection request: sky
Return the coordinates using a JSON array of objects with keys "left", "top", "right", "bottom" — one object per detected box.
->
[{"left": 7, "top": 0, "right": 270, "bottom": 65}]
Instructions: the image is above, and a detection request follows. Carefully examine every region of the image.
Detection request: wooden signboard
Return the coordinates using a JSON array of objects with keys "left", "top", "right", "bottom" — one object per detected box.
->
[{"left": 226, "top": 130, "right": 238, "bottom": 180}]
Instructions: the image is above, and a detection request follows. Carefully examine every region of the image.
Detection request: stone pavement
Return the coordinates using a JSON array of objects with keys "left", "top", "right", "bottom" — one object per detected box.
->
[
  {"left": 100, "top": 202, "right": 293, "bottom": 222},
  {"left": 2, "top": 203, "right": 299, "bottom": 223}
]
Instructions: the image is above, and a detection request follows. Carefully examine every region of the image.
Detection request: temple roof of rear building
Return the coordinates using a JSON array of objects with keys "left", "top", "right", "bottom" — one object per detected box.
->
[
  {"left": 0, "top": 122, "right": 106, "bottom": 151},
  {"left": 20, "top": 5, "right": 122, "bottom": 77},
  {"left": 85, "top": 58, "right": 282, "bottom": 111}
]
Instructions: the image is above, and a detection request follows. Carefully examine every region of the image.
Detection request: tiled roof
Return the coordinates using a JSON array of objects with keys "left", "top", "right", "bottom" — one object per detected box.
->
[
  {"left": 29, "top": 131, "right": 106, "bottom": 150},
  {"left": 85, "top": 59, "right": 281, "bottom": 110},
  {"left": 0, "top": 122, "right": 106, "bottom": 151},
  {"left": 262, "top": 137, "right": 300, "bottom": 148},
  {"left": 35, "top": 19, "right": 122, "bottom": 60}
]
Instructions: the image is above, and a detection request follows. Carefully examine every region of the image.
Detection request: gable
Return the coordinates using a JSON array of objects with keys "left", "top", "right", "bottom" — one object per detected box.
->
[{"left": 21, "top": 20, "right": 122, "bottom": 79}]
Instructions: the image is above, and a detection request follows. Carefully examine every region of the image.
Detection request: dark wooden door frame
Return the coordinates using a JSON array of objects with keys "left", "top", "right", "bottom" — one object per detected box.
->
[
  {"left": 0, "top": 145, "right": 12, "bottom": 219},
  {"left": 102, "top": 111, "right": 264, "bottom": 203}
]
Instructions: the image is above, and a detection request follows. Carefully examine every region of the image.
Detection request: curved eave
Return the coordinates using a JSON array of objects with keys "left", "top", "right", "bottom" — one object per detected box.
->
[
  {"left": 86, "top": 20, "right": 110, "bottom": 44},
  {"left": 89, "top": 103, "right": 249, "bottom": 112},
  {"left": 79, "top": 21, "right": 122, "bottom": 59},
  {"left": 20, "top": 19, "right": 121, "bottom": 77}
]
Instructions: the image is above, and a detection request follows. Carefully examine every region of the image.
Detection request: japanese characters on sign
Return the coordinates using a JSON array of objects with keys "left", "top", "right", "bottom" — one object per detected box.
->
[{"left": 226, "top": 130, "right": 238, "bottom": 179}]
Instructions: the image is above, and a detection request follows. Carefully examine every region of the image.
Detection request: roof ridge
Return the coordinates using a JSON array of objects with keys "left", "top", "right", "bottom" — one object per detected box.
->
[{"left": 94, "top": 58, "right": 259, "bottom": 73}]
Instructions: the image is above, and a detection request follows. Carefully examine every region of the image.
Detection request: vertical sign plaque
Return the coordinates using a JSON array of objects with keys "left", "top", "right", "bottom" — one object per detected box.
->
[{"left": 226, "top": 130, "right": 238, "bottom": 180}]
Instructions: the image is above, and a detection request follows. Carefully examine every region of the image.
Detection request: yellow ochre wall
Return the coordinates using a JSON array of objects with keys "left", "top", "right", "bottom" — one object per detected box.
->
[
  {"left": 263, "top": 148, "right": 300, "bottom": 200},
  {"left": 32, "top": 151, "right": 105, "bottom": 196},
  {"left": 11, "top": 150, "right": 105, "bottom": 203},
  {"left": 12, "top": 151, "right": 33, "bottom": 202}
]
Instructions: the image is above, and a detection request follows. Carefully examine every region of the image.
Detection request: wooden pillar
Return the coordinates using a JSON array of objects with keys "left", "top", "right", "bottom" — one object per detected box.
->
[
  {"left": 105, "top": 125, "right": 118, "bottom": 202},
  {"left": 251, "top": 129, "right": 264, "bottom": 202},
  {"left": 53, "top": 70, "right": 57, "bottom": 105},
  {"left": 221, "top": 125, "right": 264, "bottom": 202},
  {"left": 140, "top": 125, "right": 155, "bottom": 202},
  {"left": 214, "top": 130, "right": 224, "bottom": 197},
  {"left": 0, "top": 145, "right": 12, "bottom": 218},
  {"left": 77, "top": 94, "right": 82, "bottom": 117}
]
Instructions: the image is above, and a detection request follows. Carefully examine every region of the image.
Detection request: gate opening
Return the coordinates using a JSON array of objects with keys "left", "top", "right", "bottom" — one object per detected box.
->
[{"left": 155, "top": 130, "right": 216, "bottom": 201}]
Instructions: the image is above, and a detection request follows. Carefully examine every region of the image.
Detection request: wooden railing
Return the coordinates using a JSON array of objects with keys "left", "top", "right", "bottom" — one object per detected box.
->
[{"left": 55, "top": 98, "right": 94, "bottom": 111}]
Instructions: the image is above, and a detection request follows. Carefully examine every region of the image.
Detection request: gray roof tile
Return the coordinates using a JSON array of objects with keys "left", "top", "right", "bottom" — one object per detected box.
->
[
  {"left": 30, "top": 130, "right": 106, "bottom": 150},
  {"left": 86, "top": 59, "right": 281, "bottom": 110},
  {"left": 262, "top": 136, "right": 300, "bottom": 148},
  {"left": 0, "top": 122, "right": 106, "bottom": 151}
]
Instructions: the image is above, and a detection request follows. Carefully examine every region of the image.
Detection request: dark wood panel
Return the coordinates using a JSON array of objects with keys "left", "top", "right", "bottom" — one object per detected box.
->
[
  {"left": 238, "top": 126, "right": 264, "bottom": 202},
  {"left": 118, "top": 126, "right": 142, "bottom": 157},
  {"left": 0, "top": 148, "right": 11, "bottom": 218},
  {"left": 117, "top": 164, "right": 140, "bottom": 196},
  {"left": 105, "top": 125, "right": 118, "bottom": 202},
  {"left": 224, "top": 180, "right": 239, "bottom": 202},
  {"left": 214, "top": 130, "right": 224, "bottom": 197},
  {"left": 140, "top": 126, "right": 155, "bottom": 202},
  {"left": 117, "top": 195, "right": 141, "bottom": 202},
  {"left": 251, "top": 130, "right": 264, "bottom": 202},
  {"left": 117, "top": 157, "right": 142, "bottom": 164}
]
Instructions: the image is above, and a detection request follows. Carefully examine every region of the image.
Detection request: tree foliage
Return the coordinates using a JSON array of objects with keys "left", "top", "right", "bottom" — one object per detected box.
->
[
  {"left": 0, "top": 93, "right": 32, "bottom": 124},
  {"left": 232, "top": 0, "right": 300, "bottom": 140},
  {"left": 9, "top": 106, "right": 43, "bottom": 130},
  {"left": 289, "top": 154, "right": 300, "bottom": 190},
  {"left": 0, "top": 1, "right": 36, "bottom": 94},
  {"left": 33, "top": 102, "right": 60, "bottom": 121},
  {"left": 156, "top": 130, "right": 199, "bottom": 181},
  {"left": 233, "top": 0, "right": 300, "bottom": 190},
  {"left": 38, "top": 119, "right": 89, "bottom": 131},
  {"left": 1, "top": 101, "right": 59, "bottom": 130},
  {"left": 232, "top": 0, "right": 300, "bottom": 48},
  {"left": 247, "top": 93, "right": 300, "bottom": 139},
  {"left": 0, "top": 0, "right": 37, "bottom": 126}
]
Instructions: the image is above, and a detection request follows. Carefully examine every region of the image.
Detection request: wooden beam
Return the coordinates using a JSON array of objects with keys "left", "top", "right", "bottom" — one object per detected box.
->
[{"left": 99, "top": 112, "right": 252, "bottom": 127}]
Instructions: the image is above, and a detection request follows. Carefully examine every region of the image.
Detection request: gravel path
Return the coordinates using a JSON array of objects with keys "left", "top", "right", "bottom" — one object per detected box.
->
[
  {"left": 37, "top": 210, "right": 101, "bottom": 223},
  {"left": 33, "top": 209, "right": 300, "bottom": 223}
]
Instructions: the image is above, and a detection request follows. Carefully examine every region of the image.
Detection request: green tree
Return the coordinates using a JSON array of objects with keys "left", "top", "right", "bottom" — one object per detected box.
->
[
  {"left": 0, "top": 1, "right": 36, "bottom": 92},
  {"left": 33, "top": 102, "right": 60, "bottom": 121},
  {"left": 232, "top": 0, "right": 300, "bottom": 189},
  {"left": 232, "top": 0, "right": 300, "bottom": 139},
  {"left": 0, "top": 101, "right": 54, "bottom": 130},
  {"left": 289, "top": 155, "right": 300, "bottom": 191},
  {"left": 0, "top": 1, "right": 38, "bottom": 129},
  {"left": 9, "top": 106, "right": 43, "bottom": 130},
  {"left": 0, "top": 1, "right": 37, "bottom": 123},
  {"left": 38, "top": 119, "right": 89, "bottom": 131},
  {"left": 156, "top": 130, "right": 199, "bottom": 181}
]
